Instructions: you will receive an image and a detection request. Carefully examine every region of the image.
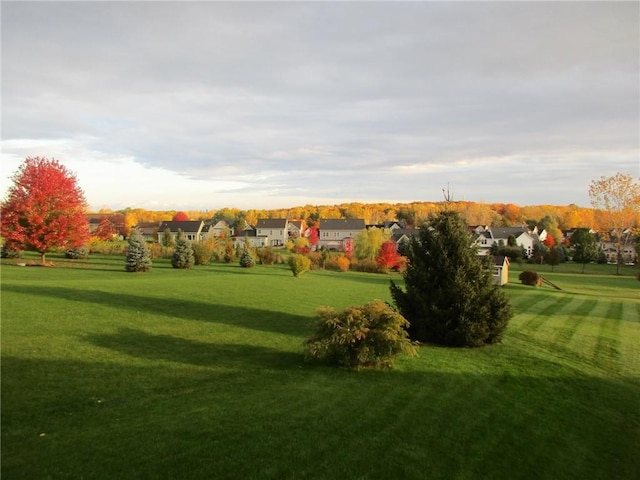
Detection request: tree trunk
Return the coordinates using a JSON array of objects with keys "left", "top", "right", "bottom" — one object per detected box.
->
[{"left": 40, "top": 252, "right": 46, "bottom": 265}]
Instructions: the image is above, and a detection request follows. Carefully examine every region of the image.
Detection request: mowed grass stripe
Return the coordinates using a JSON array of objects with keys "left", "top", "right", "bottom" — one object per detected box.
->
[
  {"left": 509, "top": 294, "right": 565, "bottom": 333},
  {"left": 518, "top": 295, "right": 574, "bottom": 334},
  {"left": 553, "top": 298, "right": 599, "bottom": 346},
  {"left": 592, "top": 302, "right": 624, "bottom": 370}
]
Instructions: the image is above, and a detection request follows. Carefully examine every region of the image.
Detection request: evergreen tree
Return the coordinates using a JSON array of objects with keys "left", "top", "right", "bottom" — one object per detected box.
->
[
  {"left": 239, "top": 248, "right": 255, "bottom": 268},
  {"left": 125, "top": 230, "right": 152, "bottom": 272},
  {"left": 171, "top": 230, "right": 194, "bottom": 269},
  {"left": 390, "top": 210, "right": 512, "bottom": 347}
]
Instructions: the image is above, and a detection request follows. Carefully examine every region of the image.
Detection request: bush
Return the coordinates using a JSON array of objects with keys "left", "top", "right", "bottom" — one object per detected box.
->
[
  {"left": 305, "top": 251, "right": 324, "bottom": 270},
  {"left": 519, "top": 270, "right": 541, "bottom": 286},
  {"left": 304, "top": 300, "right": 418, "bottom": 369},
  {"left": 65, "top": 246, "right": 89, "bottom": 259},
  {"left": 288, "top": 253, "right": 311, "bottom": 277},
  {"left": 192, "top": 242, "right": 215, "bottom": 265},
  {"left": 125, "top": 231, "right": 152, "bottom": 272},
  {"left": 1, "top": 242, "right": 23, "bottom": 258},
  {"left": 256, "top": 246, "right": 276, "bottom": 265},
  {"left": 239, "top": 248, "right": 256, "bottom": 268},
  {"left": 326, "top": 255, "right": 350, "bottom": 272},
  {"left": 350, "top": 258, "right": 385, "bottom": 274}
]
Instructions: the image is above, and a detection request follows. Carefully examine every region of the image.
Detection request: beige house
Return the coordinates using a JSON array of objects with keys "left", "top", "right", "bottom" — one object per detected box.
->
[
  {"left": 491, "top": 255, "right": 510, "bottom": 286},
  {"left": 256, "top": 219, "right": 288, "bottom": 247},
  {"left": 318, "top": 219, "right": 366, "bottom": 251},
  {"left": 157, "top": 221, "right": 205, "bottom": 243}
]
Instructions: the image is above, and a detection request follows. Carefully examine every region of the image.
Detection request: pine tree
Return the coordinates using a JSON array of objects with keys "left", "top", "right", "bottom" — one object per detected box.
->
[
  {"left": 390, "top": 210, "right": 512, "bottom": 347},
  {"left": 239, "top": 248, "right": 255, "bottom": 268},
  {"left": 125, "top": 230, "right": 152, "bottom": 272},
  {"left": 171, "top": 230, "right": 194, "bottom": 269}
]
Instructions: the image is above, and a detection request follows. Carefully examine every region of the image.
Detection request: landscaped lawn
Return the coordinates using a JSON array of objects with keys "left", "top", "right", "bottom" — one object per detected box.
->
[{"left": 2, "top": 253, "right": 639, "bottom": 479}]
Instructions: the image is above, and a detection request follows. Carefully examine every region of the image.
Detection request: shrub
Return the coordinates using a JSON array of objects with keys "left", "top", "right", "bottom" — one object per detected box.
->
[
  {"left": 239, "top": 248, "right": 256, "bottom": 268},
  {"left": 304, "top": 300, "right": 418, "bottom": 369},
  {"left": 125, "top": 231, "right": 152, "bottom": 272},
  {"left": 350, "top": 258, "right": 385, "bottom": 274},
  {"left": 65, "top": 246, "right": 89, "bottom": 259},
  {"left": 192, "top": 242, "right": 215, "bottom": 265},
  {"left": 305, "top": 251, "right": 324, "bottom": 270},
  {"left": 171, "top": 231, "right": 195, "bottom": 269},
  {"left": 288, "top": 253, "right": 311, "bottom": 277},
  {"left": 326, "top": 255, "right": 350, "bottom": 272},
  {"left": 223, "top": 240, "right": 235, "bottom": 263},
  {"left": 519, "top": 270, "right": 541, "bottom": 286},
  {"left": 1, "top": 242, "right": 23, "bottom": 258},
  {"left": 256, "top": 246, "right": 276, "bottom": 265}
]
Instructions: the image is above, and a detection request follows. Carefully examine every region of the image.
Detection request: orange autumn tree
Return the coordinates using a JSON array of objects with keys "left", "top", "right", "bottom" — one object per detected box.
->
[
  {"left": 1, "top": 157, "right": 90, "bottom": 264},
  {"left": 589, "top": 172, "right": 640, "bottom": 274}
]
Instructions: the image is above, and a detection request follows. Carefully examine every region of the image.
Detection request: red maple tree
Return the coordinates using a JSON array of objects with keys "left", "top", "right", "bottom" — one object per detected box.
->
[
  {"left": 93, "top": 216, "right": 116, "bottom": 241},
  {"left": 172, "top": 211, "right": 189, "bottom": 221},
  {"left": 1, "top": 157, "right": 90, "bottom": 264},
  {"left": 376, "top": 240, "right": 400, "bottom": 269}
]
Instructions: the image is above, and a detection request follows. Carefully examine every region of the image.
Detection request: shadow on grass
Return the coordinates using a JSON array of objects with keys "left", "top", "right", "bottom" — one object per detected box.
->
[
  {"left": 84, "top": 328, "right": 304, "bottom": 368},
  {"left": 2, "top": 354, "right": 639, "bottom": 480},
  {"left": 1, "top": 284, "right": 309, "bottom": 337}
]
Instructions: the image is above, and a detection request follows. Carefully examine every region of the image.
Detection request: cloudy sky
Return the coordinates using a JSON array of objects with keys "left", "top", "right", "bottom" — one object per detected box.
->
[{"left": 2, "top": 1, "right": 638, "bottom": 211}]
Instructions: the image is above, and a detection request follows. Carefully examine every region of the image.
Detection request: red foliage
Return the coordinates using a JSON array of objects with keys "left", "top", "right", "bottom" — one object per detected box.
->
[
  {"left": 542, "top": 236, "right": 556, "bottom": 248},
  {"left": 172, "top": 211, "right": 189, "bottom": 221},
  {"left": 1, "top": 157, "right": 89, "bottom": 263},
  {"left": 94, "top": 216, "right": 116, "bottom": 241},
  {"left": 307, "top": 227, "right": 319, "bottom": 246},
  {"left": 376, "top": 240, "right": 400, "bottom": 269}
]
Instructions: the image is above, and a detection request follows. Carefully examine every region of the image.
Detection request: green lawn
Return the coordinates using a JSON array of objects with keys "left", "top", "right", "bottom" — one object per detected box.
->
[{"left": 2, "top": 254, "right": 639, "bottom": 479}]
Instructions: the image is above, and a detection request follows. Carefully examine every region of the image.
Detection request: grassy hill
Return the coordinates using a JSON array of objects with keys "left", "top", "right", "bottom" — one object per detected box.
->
[{"left": 2, "top": 253, "right": 638, "bottom": 479}]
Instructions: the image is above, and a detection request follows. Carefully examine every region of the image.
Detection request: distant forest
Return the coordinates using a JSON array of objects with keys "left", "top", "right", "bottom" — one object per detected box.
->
[{"left": 92, "top": 201, "right": 608, "bottom": 235}]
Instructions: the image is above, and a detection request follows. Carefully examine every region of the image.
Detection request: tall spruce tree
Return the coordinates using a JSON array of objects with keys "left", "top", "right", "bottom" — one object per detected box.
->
[
  {"left": 390, "top": 210, "right": 512, "bottom": 347},
  {"left": 171, "top": 230, "right": 195, "bottom": 269},
  {"left": 125, "top": 230, "right": 152, "bottom": 272}
]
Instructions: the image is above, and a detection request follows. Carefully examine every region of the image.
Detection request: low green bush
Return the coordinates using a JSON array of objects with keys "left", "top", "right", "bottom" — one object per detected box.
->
[
  {"left": 304, "top": 300, "right": 418, "bottom": 369},
  {"left": 65, "top": 246, "right": 89, "bottom": 259}
]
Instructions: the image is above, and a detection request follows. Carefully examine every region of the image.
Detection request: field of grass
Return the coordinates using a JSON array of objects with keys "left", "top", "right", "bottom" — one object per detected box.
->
[{"left": 2, "top": 253, "right": 639, "bottom": 479}]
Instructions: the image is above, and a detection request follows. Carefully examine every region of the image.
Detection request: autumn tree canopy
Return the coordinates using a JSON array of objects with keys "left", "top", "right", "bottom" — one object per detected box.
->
[
  {"left": 1, "top": 157, "right": 89, "bottom": 264},
  {"left": 589, "top": 172, "right": 640, "bottom": 274}
]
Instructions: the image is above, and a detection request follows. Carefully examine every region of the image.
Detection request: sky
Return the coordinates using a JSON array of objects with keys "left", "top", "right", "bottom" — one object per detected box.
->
[{"left": 1, "top": 1, "right": 639, "bottom": 212}]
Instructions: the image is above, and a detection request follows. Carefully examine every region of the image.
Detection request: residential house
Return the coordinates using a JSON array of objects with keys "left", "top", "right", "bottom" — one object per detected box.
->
[
  {"left": 256, "top": 219, "right": 288, "bottom": 247},
  {"left": 475, "top": 226, "right": 538, "bottom": 258},
  {"left": 134, "top": 222, "right": 160, "bottom": 240},
  {"left": 390, "top": 228, "right": 421, "bottom": 246},
  {"left": 157, "top": 221, "right": 205, "bottom": 243},
  {"left": 287, "top": 220, "right": 307, "bottom": 240},
  {"left": 232, "top": 225, "right": 266, "bottom": 249},
  {"left": 318, "top": 218, "right": 366, "bottom": 251},
  {"left": 205, "top": 220, "right": 234, "bottom": 240},
  {"left": 86, "top": 214, "right": 126, "bottom": 237}
]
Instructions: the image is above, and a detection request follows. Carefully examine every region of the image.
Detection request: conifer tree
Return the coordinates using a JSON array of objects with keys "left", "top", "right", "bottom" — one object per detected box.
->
[
  {"left": 239, "top": 248, "right": 255, "bottom": 268},
  {"left": 125, "top": 230, "right": 152, "bottom": 272},
  {"left": 171, "top": 230, "right": 194, "bottom": 269},
  {"left": 390, "top": 210, "right": 512, "bottom": 347}
]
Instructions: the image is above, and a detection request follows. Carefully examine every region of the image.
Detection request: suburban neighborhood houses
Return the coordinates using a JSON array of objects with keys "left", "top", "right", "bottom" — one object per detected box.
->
[{"left": 85, "top": 213, "right": 638, "bottom": 267}]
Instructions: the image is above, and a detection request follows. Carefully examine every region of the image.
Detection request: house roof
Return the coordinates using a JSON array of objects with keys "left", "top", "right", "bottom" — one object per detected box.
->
[
  {"left": 257, "top": 218, "right": 287, "bottom": 229},
  {"left": 489, "top": 227, "right": 530, "bottom": 239},
  {"left": 158, "top": 221, "right": 204, "bottom": 232},
  {"left": 390, "top": 229, "right": 421, "bottom": 243},
  {"left": 319, "top": 218, "right": 365, "bottom": 230}
]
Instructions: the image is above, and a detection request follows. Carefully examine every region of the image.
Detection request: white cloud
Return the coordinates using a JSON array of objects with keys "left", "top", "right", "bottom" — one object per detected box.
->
[{"left": 1, "top": 1, "right": 638, "bottom": 210}]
